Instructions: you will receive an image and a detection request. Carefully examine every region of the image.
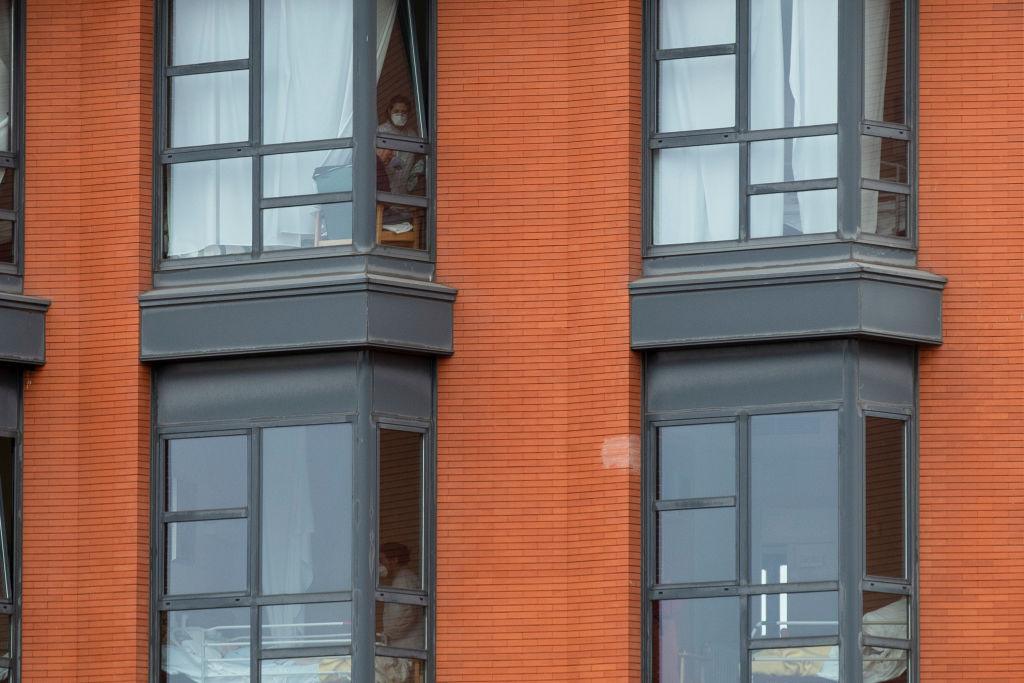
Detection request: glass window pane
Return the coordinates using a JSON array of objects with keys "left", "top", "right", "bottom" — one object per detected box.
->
[
  {"left": 379, "top": 429, "right": 423, "bottom": 591},
  {"left": 261, "top": 423, "right": 353, "bottom": 595},
  {"left": 263, "top": 657, "right": 351, "bottom": 682},
  {"left": 654, "top": 144, "right": 739, "bottom": 245},
  {"left": 659, "top": 56, "right": 735, "bottom": 132},
  {"left": 750, "top": 412, "right": 838, "bottom": 584},
  {"left": 750, "top": 189, "right": 837, "bottom": 238},
  {"left": 0, "top": 0, "right": 12, "bottom": 153},
  {"left": 0, "top": 614, "right": 9, "bottom": 659},
  {"left": 377, "top": 202, "right": 425, "bottom": 250},
  {"left": 375, "top": 657, "right": 425, "bottom": 683},
  {"left": 263, "top": 148, "right": 353, "bottom": 199},
  {"left": 263, "top": 0, "right": 354, "bottom": 144},
  {"left": 659, "top": 508, "right": 735, "bottom": 584},
  {"left": 749, "top": 136, "right": 837, "bottom": 185},
  {"left": 0, "top": 437, "right": 12, "bottom": 603},
  {"left": 166, "top": 157, "right": 253, "bottom": 259},
  {"left": 866, "top": 417, "right": 906, "bottom": 578},
  {"left": 162, "top": 608, "right": 250, "bottom": 682},
  {"left": 165, "top": 519, "right": 247, "bottom": 595},
  {"left": 861, "top": 136, "right": 909, "bottom": 184},
  {"left": 861, "top": 190, "right": 908, "bottom": 238},
  {"left": 0, "top": 219, "right": 10, "bottom": 263},
  {"left": 261, "top": 602, "right": 352, "bottom": 650},
  {"left": 749, "top": 591, "right": 838, "bottom": 639},
  {"left": 863, "top": 592, "right": 909, "bottom": 639},
  {"left": 170, "top": 70, "right": 249, "bottom": 148},
  {"left": 864, "top": 0, "right": 905, "bottom": 123},
  {"left": 166, "top": 435, "right": 248, "bottom": 512},
  {"left": 263, "top": 202, "right": 353, "bottom": 251},
  {"left": 751, "top": 646, "right": 838, "bottom": 682},
  {"left": 172, "top": 0, "right": 249, "bottom": 65},
  {"left": 654, "top": 597, "right": 740, "bottom": 683},
  {"left": 377, "top": 148, "right": 427, "bottom": 196},
  {"left": 378, "top": 1, "right": 424, "bottom": 139},
  {"left": 750, "top": 0, "right": 838, "bottom": 130},
  {"left": 863, "top": 646, "right": 909, "bottom": 682},
  {"left": 659, "top": 0, "right": 736, "bottom": 49},
  {"left": 376, "top": 601, "right": 427, "bottom": 650},
  {"left": 659, "top": 423, "right": 736, "bottom": 500},
  {"left": 0, "top": 169, "right": 14, "bottom": 211}
]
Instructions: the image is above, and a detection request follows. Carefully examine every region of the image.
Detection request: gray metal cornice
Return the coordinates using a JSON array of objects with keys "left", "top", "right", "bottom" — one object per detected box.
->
[{"left": 0, "top": 292, "right": 48, "bottom": 365}]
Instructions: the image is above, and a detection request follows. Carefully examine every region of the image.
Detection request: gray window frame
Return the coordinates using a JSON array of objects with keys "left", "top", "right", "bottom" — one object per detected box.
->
[
  {"left": 152, "top": 0, "right": 436, "bottom": 275},
  {"left": 643, "top": 0, "right": 918, "bottom": 260},
  {"left": 0, "top": 428, "right": 19, "bottom": 682},
  {"left": 0, "top": 0, "right": 24, "bottom": 289},
  {"left": 643, "top": 400, "right": 919, "bottom": 682}
]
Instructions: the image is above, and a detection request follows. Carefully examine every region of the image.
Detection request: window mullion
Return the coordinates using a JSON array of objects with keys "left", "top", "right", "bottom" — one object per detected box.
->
[
  {"left": 250, "top": 0, "right": 263, "bottom": 258},
  {"left": 737, "top": 0, "right": 751, "bottom": 243},
  {"left": 738, "top": 412, "right": 751, "bottom": 682}
]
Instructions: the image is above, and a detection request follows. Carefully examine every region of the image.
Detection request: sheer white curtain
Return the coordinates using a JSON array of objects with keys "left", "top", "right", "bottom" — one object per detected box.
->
[
  {"left": 167, "top": 1, "right": 251, "bottom": 257},
  {"left": 750, "top": 0, "right": 838, "bottom": 236}
]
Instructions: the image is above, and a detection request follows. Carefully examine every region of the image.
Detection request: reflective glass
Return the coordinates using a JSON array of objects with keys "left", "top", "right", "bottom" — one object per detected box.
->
[
  {"left": 378, "top": 0, "right": 424, "bottom": 139},
  {"left": 377, "top": 202, "right": 426, "bottom": 250},
  {"left": 749, "top": 0, "right": 838, "bottom": 129},
  {"left": 659, "top": 508, "right": 735, "bottom": 584},
  {"left": 375, "top": 657, "right": 425, "bottom": 683},
  {"left": 263, "top": 657, "right": 351, "bottom": 683},
  {"left": 659, "top": 423, "right": 736, "bottom": 500},
  {"left": 866, "top": 417, "right": 906, "bottom": 578},
  {"left": 263, "top": 202, "right": 353, "bottom": 251},
  {"left": 261, "top": 423, "right": 353, "bottom": 595},
  {"left": 861, "top": 190, "right": 908, "bottom": 238},
  {"left": 654, "top": 597, "right": 740, "bottom": 683},
  {"left": 376, "top": 601, "right": 427, "bottom": 650},
  {"left": 263, "top": 149, "right": 352, "bottom": 198},
  {"left": 750, "top": 412, "right": 839, "bottom": 584},
  {"left": 379, "top": 429, "right": 423, "bottom": 590},
  {"left": 377, "top": 148, "right": 427, "bottom": 196},
  {"left": 261, "top": 602, "right": 352, "bottom": 650},
  {"left": 0, "top": 437, "right": 12, "bottom": 603},
  {"left": 0, "top": 169, "right": 14, "bottom": 211},
  {"left": 166, "top": 435, "right": 248, "bottom": 512},
  {"left": 862, "top": 646, "right": 909, "bottom": 682},
  {"left": 861, "top": 136, "right": 909, "bottom": 184},
  {"left": 170, "top": 70, "right": 249, "bottom": 148},
  {"left": 749, "top": 189, "right": 837, "bottom": 238},
  {"left": 263, "top": 0, "right": 354, "bottom": 143},
  {"left": 654, "top": 144, "right": 739, "bottom": 244},
  {"left": 864, "top": 0, "right": 905, "bottom": 123},
  {"left": 659, "top": 0, "right": 736, "bottom": 49},
  {"left": 0, "top": 220, "right": 10, "bottom": 263},
  {"left": 863, "top": 592, "right": 909, "bottom": 639},
  {"left": 749, "top": 136, "right": 837, "bottom": 184},
  {"left": 166, "top": 157, "right": 253, "bottom": 259},
  {"left": 165, "top": 519, "right": 247, "bottom": 595},
  {"left": 171, "top": 0, "right": 249, "bottom": 65},
  {"left": 749, "top": 591, "right": 838, "bottom": 639},
  {"left": 162, "top": 608, "right": 250, "bottom": 682},
  {"left": 659, "top": 56, "right": 735, "bottom": 132},
  {"left": 0, "top": 0, "right": 12, "bottom": 152},
  {"left": 751, "top": 646, "right": 838, "bottom": 683}
]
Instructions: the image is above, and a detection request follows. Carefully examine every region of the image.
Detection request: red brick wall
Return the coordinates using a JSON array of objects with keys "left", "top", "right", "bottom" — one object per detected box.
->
[
  {"left": 434, "top": 0, "right": 641, "bottom": 679},
  {"left": 918, "top": 0, "right": 1024, "bottom": 680},
  {"left": 21, "top": 0, "right": 152, "bottom": 680}
]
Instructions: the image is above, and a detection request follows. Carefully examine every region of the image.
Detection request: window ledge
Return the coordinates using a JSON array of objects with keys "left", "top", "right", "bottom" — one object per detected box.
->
[{"left": 0, "top": 292, "right": 49, "bottom": 365}]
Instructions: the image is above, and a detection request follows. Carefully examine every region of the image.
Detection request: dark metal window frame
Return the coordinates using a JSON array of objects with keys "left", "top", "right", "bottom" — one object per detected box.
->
[
  {"left": 0, "top": 427, "right": 18, "bottom": 682},
  {"left": 152, "top": 0, "right": 436, "bottom": 274},
  {"left": 0, "top": 0, "right": 24, "bottom": 287},
  {"left": 642, "top": 399, "right": 919, "bottom": 682},
  {"left": 642, "top": 0, "right": 918, "bottom": 259}
]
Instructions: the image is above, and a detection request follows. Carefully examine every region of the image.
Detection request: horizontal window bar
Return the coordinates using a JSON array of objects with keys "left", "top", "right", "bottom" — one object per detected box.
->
[
  {"left": 163, "top": 138, "right": 355, "bottom": 164},
  {"left": 0, "top": 604, "right": 12, "bottom": 615},
  {"left": 258, "top": 591, "right": 354, "bottom": 606},
  {"left": 749, "top": 636, "right": 838, "bottom": 651},
  {"left": 862, "top": 636, "right": 911, "bottom": 650},
  {"left": 861, "top": 179, "right": 911, "bottom": 195},
  {"left": 377, "top": 192, "right": 429, "bottom": 208},
  {"left": 651, "top": 581, "right": 838, "bottom": 601},
  {"left": 0, "top": 210, "right": 17, "bottom": 222},
  {"left": 862, "top": 122, "right": 911, "bottom": 140},
  {"left": 748, "top": 179, "right": 838, "bottom": 195},
  {"left": 862, "top": 579, "right": 912, "bottom": 595},
  {"left": 261, "top": 192, "right": 353, "bottom": 210},
  {"left": 376, "top": 136, "right": 429, "bottom": 154},
  {"left": 162, "top": 507, "right": 247, "bottom": 523},
  {"left": 260, "top": 645, "right": 353, "bottom": 661},
  {"left": 656, "top": 43, "right": 736, "bottom": 61},
  {"left": 655, "top": 496, "right": 735, "bottom": 511},
  {"left": 651, "top": 124, "right": 838, "bottom": 149},
  {"left": 375, "top": 590, "right": 429, "bottom": 606},
  {"left": 161, "top": 590, "right": 354, "bottom": 611},
  {"left": 0, "top": 658, "right": 10, "bottom": 669},
  {"left": 260, "top": 137, "right": 354, "bottom": 156},
  {"left": 375, "top": 646, "right": 429, "bottom": 661},
  {"left": 0, "top": 156, "right": 16, "bottom": 169},
  {"left": 166, "top": 59, "right": 249, "bottom": 77}
]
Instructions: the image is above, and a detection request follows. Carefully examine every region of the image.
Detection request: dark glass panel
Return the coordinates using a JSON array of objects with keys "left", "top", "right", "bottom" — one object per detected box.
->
[
  {"left": 658, "top": 423, "right": 736, "bottom": 500},
  {"left": 749, "top": 591, "right": 838, "bottom": 639},
  {"left": 750, "top": 412, "right": 839, "bottom": 584},
  {"left": 165, "top": 519, "right": 247, "bottom": 595},
  {"left": 861, "top": 136, "right": 909, "bottom": 184},
  {"left": 0, "top": 0, "right": 12, "bottom": 153},
  {"left": 751, "top": 646, "right": 838, "bottom": 683},
  {"left": 260, "top": 602, "right": 352, "bottom": 650},
  {"left": 378, "top": 0, "right": 423, "bottom": 139},
  {"left": 261, "top": 423, "right": 353, "bottom": 595},
  {"left": 376, "top": 601, "right": 427, "bottom": 650},
  {"left": 166, "top": 435, "right": 247, "bottom": 512},
  {"left": 376, "top": 148, "right": 426, "bottom": 196},
  {"left": 865, "top": 417, "right": 906, "bottom": 578},
  {"left": 377, "top": 202, "right": 425, "bottom": 250},
  {"left": 0, "top": 614, "right": 9, "bottom": 658},
  {"left": 861, "top": 190, "right": 908, "bottom": 238},
  {"left": 0, "top": 219, "right": 11, "bottom": 263},
  {"left": 0, "top": 437, "right": 12, "bottom": 603},
  {"left": 863, "top": 592, "right": 909, "bottom": 639},
  {"left": 864, "top": 0, "right": 905, "bottom": 123},
  {"left": 379, "top": 429, "right": 423, "bottom": 590},
  {"left": 658, "top": 507, "right": 736, "bottom": 585},
  {"left": 862, "top": 646, "right": 909, "bottom": 682},
  {"left": 0, "top": 169, "right": 14, "bottom": 211},
  {"left": 161, "top": 608, "right": 250, "bottom": 683},
  {"left": 654, "top": 597, "right": 740, "bottom": 683},
  {"left": 375, "top": 657, "right": 425, "bottom": 683}
]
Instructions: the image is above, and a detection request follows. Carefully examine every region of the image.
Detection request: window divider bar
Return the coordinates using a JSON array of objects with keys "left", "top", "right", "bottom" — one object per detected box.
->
[
  {"left": 861, "top": 122, "right": 910, "bottom": 139},
  {"left": 862, "top": 636, "right": 912, "bottom": 651},
  {"left": 0, "top": 210, "right": 17, "bottom": 223},
  {"left": 258, "top": 591, "right": 355, "bottom": 606},
  {"left": 651, "top": 124, "right": 838, "bottom": 150},
  {"left": 375, "top": 136, "right": 429, "bottom": 154},
  {"left": 655, "top": 43, "right": 736, "bottom": 61},
  {"left": 260, "top": 138, "right": 355, "bottom": 156},
  {"left": 250, "top": 0, "right": 264, "bottom": 260},
  {"left": 259, "top": 645, "right": 353, "bottom": 661},
  {"left": 861, "top": 179, "right": 911, "bottom": 195},
  {"left": 748, "top": 179, "right": 838, "bottom": 195},
  {"left": 0, "top": 604, "right": 13, "bottom": 615},
  {"left": 375, "top": 590, "right": 429, "bottom": 606},
  {"left": 861, "top": 579, "right": 911, "bottom": 595},
  {"left": 0, "top": 157, "right": 16, "bottom": 169},
  {"left": 376, "top": 645, "right": 428, "bottom": 661},
  {"left": 377, "top": 192, "right": 429, "bottom": 209},
  {"left": 654, "top": 496, "right": 735, "bottom": 511},
  {"left": 166, "top": 59, "right": 250, "bottom": 77},
  {"left": 162, "top": 507, "right": 247, "bottom": 523},
  {"left": 261, "top": 192, "right": 354, "bottom": 210},
  {"left": 162, "top": 144, "right": 253, "bottom": 165},
  {"left": 651, "top": 581, "right": 839, "bottom": 601},
  {"left": 749, "top": 636, "right": 839, "bottom": 651}
]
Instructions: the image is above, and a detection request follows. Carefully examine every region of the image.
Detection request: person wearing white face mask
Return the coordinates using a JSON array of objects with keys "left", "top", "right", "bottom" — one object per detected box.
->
[{"left": 377, "top": 95, "right": 425, "bottom": 196}]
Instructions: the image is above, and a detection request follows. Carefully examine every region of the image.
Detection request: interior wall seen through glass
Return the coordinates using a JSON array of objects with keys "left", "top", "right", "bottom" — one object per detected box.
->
[
  {"left": 0, "top": 0, "right": 12, "bottom": 153},
  {"left": 865, "top": 417, "right": 906, "bottom": 579},
  {"left": 378, "top": 428, "right": 423, "bottom": 592},
  {"left": 0, "top": 437, "right": 11, "bottom": 603},
  {"left": 864, "top": 0, "right": 905, "bottom": 124}
]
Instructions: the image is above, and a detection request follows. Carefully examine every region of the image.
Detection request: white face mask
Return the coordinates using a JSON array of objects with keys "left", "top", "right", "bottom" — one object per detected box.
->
[
  {"left": 378, "top": 564, "right": 389, "bottom": 578},
  {"left": 390, "top": 112, "right": 408, "bottom": 128}
]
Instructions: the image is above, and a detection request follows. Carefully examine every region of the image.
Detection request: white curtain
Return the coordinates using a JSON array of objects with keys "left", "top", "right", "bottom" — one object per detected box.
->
[
  {"left": 655, "top": 145, "right": 739, "bottom": 244},
  {"left": 659, "top": 0, "right": 735, "bottom": 49},
  {"left": 749, "top": 0, "right": 838, "bottom": 237}
]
